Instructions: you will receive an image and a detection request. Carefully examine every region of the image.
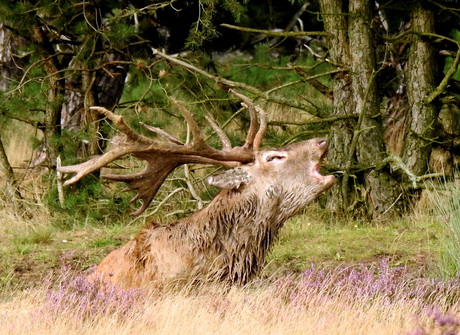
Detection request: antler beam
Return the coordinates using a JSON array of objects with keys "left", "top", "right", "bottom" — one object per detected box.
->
[{"left": 59, "top": 93, "right": 266, "bottom": 215}]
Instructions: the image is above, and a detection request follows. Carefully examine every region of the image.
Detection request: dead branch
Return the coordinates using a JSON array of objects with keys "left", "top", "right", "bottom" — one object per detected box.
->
[
  {"left": 380, "top": 155, "right": 445, "bottom": 188},
  {"left": 426, "top": 37, "right": 460, "bottom": 103},
  {"left": 220, "top": 23, "right": 328, "bottom": 37},
  {"left": 269, "top": 2, "right": 310, "bottom": 46},
  {"left": 268, "top": 114, "right": 358, "bottom": 127}
]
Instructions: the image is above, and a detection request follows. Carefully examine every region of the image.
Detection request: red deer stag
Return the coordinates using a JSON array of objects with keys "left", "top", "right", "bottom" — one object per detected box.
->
[{"left": 59, "top": 91, "right": 335, "bottom": 288}]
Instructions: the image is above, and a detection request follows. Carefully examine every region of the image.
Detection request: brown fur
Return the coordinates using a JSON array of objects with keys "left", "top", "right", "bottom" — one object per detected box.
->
[{"left": 88, "top": 139, "right": 335, "bottom": 288}]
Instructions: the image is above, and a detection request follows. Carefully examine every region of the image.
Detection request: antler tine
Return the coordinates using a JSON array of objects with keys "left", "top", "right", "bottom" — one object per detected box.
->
[
  {"left": 170, "top": 97, "right": 207, "bottom": 149},
  {"left": 58, "top": 146, "right": 133, "bottom": 186},
  {"left": 252, "top": 105, "right": 267, "bottom": 151},
  {"left": 205, "top": 114, "right": 232, "bottom": 150},
  {"left": 58, "top": 107, "right": 159, "bottom": 186},
  {"left": 90, "top": 107, "right": 153, "bottom": 144},
  {"left": 229, "top": 89, "right": 267, "bottom": 151},
  {"left": 140, "top": 122, "right": 184, "bottom": 145}
]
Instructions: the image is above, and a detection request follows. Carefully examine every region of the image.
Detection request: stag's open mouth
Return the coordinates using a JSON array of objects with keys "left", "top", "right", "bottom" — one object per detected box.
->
[
  {"left": 312, "top": 143, "right": 335, "bottom": 187},
  {"left": 312, "top": 162, "right": 334, "bottom": 184}
]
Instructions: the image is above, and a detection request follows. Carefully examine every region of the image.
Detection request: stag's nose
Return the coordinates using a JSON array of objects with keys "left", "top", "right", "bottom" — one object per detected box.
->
[{"left": 317, "top": 138, "right": 328, "bottom": 148}]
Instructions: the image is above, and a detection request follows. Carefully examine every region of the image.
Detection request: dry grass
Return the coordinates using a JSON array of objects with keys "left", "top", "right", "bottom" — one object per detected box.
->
[
  {"left": 1, "top": 271, "right": 458, "bottom": 335},
  {"left": 0, "top": 121, "right": 41, "bottom": 186},
  {"left": 0, "top": 185, "right": 51, "bottom": 238}
]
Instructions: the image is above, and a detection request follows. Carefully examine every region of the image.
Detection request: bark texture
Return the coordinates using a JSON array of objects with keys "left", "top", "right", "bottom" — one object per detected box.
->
[
  {"left": 319, "top": 0, "right": 353, "bottom": 214},
  {"left": 61, "top": 55, "right": 128, "bottom": 157},
  {"left": 31, "top": 26, "right": 65, "bottom": 168},
  {"left": 403, "top": 3, "right": 438, "bottom": 176},
  {"left": 348, "top": 0, "right": 398, "bottom": 217}
]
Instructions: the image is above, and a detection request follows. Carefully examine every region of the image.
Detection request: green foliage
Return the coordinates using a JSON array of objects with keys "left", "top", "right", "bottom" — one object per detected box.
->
[
  {"left": 451, "top": 28, "right": 460, "bottom": 42},
  {"left": 118, "top": 40, "right": 334, "bottom": 153},
  {"left": 221, "top": 0, "right": 246, "bottom": 22},
  {"left": 186, "top": 0, "right": 247, "bottom": 49},
  {"left": 106, "top": 22, "right": 138, "bottom": 46},
  {"left": 225, "top": 43, "right": 291, "bottom": 88},
  {"left": 0, "top": 82, "right": 47, "bottom": 122},
  {"left": 46, "top": 180, "right": 132, "bottom": 229},
  {"left": 443, "top": 29, "right": 460, "bottom": 81}
]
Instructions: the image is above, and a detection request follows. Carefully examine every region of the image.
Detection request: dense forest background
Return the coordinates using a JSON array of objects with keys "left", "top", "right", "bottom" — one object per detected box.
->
[{"left": 0, "top": 0, "right": 459, "bottom": 221}]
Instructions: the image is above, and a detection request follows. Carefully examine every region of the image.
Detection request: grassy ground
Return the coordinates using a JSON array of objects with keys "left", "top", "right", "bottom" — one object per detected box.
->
[{"left": 266, "top": 205, "right": 439, "bottom": 275}]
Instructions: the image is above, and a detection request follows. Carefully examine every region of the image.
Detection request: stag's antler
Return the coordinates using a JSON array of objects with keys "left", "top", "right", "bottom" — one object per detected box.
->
[{"left": 58, "top": 91, "right": 266, "bottom": 215}]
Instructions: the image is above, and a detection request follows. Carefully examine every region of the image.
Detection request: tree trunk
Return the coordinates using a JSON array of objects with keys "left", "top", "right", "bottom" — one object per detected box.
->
[
  {"left": 318, "top": 0, "right": 354, "bottom": 215},
  {"left": 60, "top": 57, "right": 129, "bottom": 157},
  {"left": 319, "top": 0, "right": 401, "bottom": 219},
  {"left": 31, "top": 26, "right": 65, "bottom": 169},
  {"left": 44, "top": 76, "right": 64, "bottom": 168},
  {"left": 348, "top": 0, "right": 399, "bottom": 218},
  {"left": 402, "top": 3, "right": 438, "bottom": 176}
]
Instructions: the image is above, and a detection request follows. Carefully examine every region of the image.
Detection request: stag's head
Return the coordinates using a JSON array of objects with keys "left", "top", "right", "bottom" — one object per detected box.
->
[{"left": 207, "top": 138, "right": 335, "bottom": 215}]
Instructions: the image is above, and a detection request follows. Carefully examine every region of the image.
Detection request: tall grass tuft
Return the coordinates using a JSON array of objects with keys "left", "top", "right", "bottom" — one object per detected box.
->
[{"left": 430, "top": 182, "right": 460, "bottom": 278}]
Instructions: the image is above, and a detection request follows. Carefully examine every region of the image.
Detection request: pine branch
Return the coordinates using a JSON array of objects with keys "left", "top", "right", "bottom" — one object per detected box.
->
[{"left": 152, "top": 49, "right": 324, "bottom": 116}]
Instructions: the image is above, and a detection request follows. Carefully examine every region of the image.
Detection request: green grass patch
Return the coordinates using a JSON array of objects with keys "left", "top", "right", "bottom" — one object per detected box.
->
[
  {"left": 265, "top": 207, "right": 441, "bottom": 277},
  {"left": 0, "top": 209, "right": 141, "bottom": 292}
]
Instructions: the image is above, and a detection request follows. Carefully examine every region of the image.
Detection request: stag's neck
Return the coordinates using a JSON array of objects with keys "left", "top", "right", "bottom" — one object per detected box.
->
[{"left": 181, "top": 185, "right": 298, "bottom": 284}]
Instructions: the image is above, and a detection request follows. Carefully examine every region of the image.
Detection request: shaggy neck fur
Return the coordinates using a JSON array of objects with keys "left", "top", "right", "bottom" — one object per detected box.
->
[{"left": 151, "top": 182, "right": 324, "bottom": 286}]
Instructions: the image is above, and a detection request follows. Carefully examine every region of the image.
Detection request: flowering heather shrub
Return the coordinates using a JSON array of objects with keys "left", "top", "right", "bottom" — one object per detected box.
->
[
  {"left": 43, "top": 273, "right": 144, "bottom": 320},
  {"left": 409, "top": 307, "right": 460, "bottom": 335},
  {"left": 269, "top": 260, "right": 460, "bottom": 309}
]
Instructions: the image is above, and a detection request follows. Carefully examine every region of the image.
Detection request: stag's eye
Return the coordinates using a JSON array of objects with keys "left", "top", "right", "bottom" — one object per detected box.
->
[{"left": 266, "top": 155, "right": 286, "bottom": 162}]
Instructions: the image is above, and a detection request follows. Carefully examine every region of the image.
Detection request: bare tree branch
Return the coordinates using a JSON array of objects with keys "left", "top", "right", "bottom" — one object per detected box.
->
[
  {"left": 220, "top": 23, "right": 328, "bottom": 37},
  {"left": 426, "top": 38, "right": 460, "bottom": 104}
]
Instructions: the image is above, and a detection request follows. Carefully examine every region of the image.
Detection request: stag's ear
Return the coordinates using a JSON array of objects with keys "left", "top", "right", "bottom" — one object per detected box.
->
[{"left": 207, "top": 167, "right": 251, "bottom": 190}]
